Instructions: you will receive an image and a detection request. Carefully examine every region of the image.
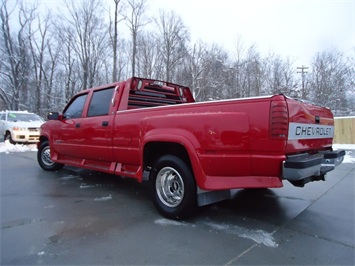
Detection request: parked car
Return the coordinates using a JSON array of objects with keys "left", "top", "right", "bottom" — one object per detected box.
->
[{"left": 0, "top": 110, "right": 44, "bottom": 144}]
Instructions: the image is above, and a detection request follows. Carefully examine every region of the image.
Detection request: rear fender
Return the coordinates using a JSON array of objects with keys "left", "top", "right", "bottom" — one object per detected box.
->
[{"left": 142, "top": 129, "right": 205, "bottom": 188}]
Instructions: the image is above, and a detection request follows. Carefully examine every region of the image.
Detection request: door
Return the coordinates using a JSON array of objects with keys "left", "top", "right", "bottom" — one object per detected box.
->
[
  {"left": 52, "top": 93, "right": 88, "bottom": 158},
  {"left": 78, "top": 87, "right": 116, "bottom": 162}
]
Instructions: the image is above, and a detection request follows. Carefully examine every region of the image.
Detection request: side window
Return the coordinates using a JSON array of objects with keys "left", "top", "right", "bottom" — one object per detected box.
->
[
  {"left": 63, "top": 94, "right": 88, "bottom": 119},
  {"left": 87, "top": 87, "right": 115, "bottom": 117},
  {"left": 0, "top": 113, "right": 5, "bottom": 120}
]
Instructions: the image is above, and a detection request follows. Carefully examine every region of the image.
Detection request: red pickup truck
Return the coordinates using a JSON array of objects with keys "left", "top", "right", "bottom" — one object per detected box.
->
[{"left": 37, "top": 77, "right": 345, "bottom": 219}]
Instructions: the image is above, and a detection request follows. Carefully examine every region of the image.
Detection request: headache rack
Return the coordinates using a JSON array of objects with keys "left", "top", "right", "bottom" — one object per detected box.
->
[{"left": 128, "top": 77, "right": 194, "bottom": 109}]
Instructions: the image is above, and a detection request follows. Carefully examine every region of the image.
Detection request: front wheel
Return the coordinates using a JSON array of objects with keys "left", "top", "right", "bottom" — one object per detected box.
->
[
  {"left": 150, "top": 155, "right": 197, "bottom": 220},
  {"left": 5, "top": 132, "right": 15, "bottom": 144},
  {"left": 37, "top": 141, "right": 64, "bottom": 171}
]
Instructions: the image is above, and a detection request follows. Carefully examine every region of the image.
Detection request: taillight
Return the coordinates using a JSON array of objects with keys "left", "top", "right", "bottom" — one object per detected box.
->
[{"left": 270, "top": 100, "right": 288, "bottom": 139}]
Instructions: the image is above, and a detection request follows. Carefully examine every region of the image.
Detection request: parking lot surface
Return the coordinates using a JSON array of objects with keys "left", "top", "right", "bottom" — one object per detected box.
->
[{"left": 1, "top": 150, "right": 354, "bottom": 265}]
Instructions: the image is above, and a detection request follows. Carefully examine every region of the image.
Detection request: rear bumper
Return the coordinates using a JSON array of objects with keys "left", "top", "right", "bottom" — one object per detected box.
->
[{"left": 282, "top": 150, "right": 345, "bottom": 183}]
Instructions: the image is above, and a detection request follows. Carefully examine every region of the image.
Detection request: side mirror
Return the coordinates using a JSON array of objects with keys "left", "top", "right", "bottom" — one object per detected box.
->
[{"left": 47, "top": 112, "right": 62, "bottom": 120}]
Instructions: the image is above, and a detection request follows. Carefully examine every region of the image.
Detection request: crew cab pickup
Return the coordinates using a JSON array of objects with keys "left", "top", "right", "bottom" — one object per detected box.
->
[{"left": 37, "top": 77, "right": 345, "bottom": 219}]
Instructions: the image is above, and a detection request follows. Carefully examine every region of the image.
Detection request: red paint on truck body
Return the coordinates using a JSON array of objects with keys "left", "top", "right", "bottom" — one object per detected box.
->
[{"left": 39, "top": 77, "right": 337, "bottom": 191}]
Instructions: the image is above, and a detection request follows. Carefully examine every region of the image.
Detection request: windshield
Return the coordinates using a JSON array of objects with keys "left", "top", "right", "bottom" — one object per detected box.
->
[{"left": 7, "top": 113, "right": 43, "bottom": 122}]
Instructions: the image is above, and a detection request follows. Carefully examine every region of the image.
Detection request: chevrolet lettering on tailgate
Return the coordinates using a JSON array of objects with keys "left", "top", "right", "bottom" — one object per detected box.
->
[{"left": 288, "top": 123, "right": 334, "bottom": 140}]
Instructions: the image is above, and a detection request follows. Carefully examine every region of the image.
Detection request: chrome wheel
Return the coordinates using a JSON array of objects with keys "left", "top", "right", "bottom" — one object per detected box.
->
[
  {"left": 150, "top": 155, "right": 197, "bottom": 219},
  {"left": 156, "top": 167, "right": 184, "bottom": 208},
  {"left": 41, "top": 145, "right": 55, "bottom": 167},
  {"left": 37, "top": 141, "right": 64, "bottom": 171}
]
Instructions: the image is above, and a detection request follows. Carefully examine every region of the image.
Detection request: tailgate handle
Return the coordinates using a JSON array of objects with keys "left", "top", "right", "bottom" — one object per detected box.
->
[
  {"left": 315, "top": 116, "right": 320, "bottom": 124},
  {"left": 102, "top": 121, "right": 109, "bottom": 127}
]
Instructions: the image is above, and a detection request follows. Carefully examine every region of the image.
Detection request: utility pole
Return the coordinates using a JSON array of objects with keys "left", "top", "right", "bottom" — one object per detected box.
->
[{"left": 297, "top": 65, "right": 308, "bottom": 99}]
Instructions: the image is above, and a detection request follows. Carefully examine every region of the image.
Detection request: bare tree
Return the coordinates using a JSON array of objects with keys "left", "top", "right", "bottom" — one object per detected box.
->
[
  {"left": 123, "top": 0, "right": 149, "bottom": 77},
  {"left": 309, "top": 49, "right": 349, "bottom": 112},
  {"left": 136, "top": 32, "right": 159, "bottom": 78},
  {"left": 55, "top": 24, "right": 79, "bottom": 102},
  {"left": 154, "top": 10, "right": 189, "bottom": 82},
  {"left": 346, "top": 56, "right": 355, "bottom": 96},
  {"left": 27, "top": 10, "right": 52, "bottom": 115},
  {"left": 264, "top": 53, "right": 296, "bottom": 96},
  {"left": 194, "top": 44, "right": 229, "bottom": 101},
  {"left": 243, "top": 45, "right": 263, "bottom": 97},
  {"left": 62, "top": 0, "right": 110, "bottom": 90},
  {"left": 109, "top": 0, "right": 126, "bottom": 82},
  {"left": 177, "top": 40, "right": 208, "bottom": 98},
  {"left": 0, "top": 0, "right": 35, "bottom": 110},
  {"left": 112, "top": 0, "right": 120, "bottom": 82},
  {"left": 230, "top": 36, "right": 247, "bottom": 98},
  {"left": 42, "top": 31, "right": 62, "bottom": 114}
]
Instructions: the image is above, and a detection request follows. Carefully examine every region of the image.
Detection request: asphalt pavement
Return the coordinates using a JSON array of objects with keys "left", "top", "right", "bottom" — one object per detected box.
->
[{"left": 1, "top": 150, "right": 354, "bottom": 265}]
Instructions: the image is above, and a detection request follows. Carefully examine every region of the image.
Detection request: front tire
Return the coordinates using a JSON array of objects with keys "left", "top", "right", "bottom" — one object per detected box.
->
[
  {"left": 37, "top": 141, "right": 64, "bottom": 171},
  {"left": 150, "top": 155, "right": 197, "bottom": 220},
  {"left": 5, "top": 132, "right": 15, "bottom": 144}
]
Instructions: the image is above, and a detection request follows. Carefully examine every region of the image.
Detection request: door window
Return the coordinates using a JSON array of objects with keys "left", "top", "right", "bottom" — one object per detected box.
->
[
  {"left": 63, "top": 94, "right": 88, "bottom": 118},
  {"left": 87, "top": 87, "right": 115, "bottom": 117}
]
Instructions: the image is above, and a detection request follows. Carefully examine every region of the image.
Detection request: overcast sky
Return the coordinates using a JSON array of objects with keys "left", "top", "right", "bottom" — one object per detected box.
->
[
  {"left": 148, "top": 0, "right": 354, "bottom": 67},
  {"left": 35, "top": 0, "right": 354, "bottom": 67}
]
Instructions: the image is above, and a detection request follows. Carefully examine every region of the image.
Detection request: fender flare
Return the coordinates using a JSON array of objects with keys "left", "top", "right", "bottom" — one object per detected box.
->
[{"left": 142, "top": 128, "right": 206, "bottom": 188}]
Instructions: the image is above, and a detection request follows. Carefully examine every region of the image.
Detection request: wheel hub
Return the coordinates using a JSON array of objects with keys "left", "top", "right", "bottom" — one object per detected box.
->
[
  {"left": 42, "top": 147, "right": 54, "bottom": 167},
  {"left": 156, "top": 167, "right": 184, "bottom": 208}
]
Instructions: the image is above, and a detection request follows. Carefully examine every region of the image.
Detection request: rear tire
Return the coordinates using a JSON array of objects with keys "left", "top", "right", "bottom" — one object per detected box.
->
[
  {"left": 37, "top": 141, "right": 64, "bottom": 171},
  {"left": 150, "top": 155, "right": 197, "bottom": 220}
]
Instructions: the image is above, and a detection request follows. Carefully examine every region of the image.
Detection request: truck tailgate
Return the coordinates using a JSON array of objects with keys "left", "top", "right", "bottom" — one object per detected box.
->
[
  {"left": 282, "top": 97, "right": 345, "bottom": 186},
  {"left": 285, "top": 97, "right": 334, "bottom": 153}
]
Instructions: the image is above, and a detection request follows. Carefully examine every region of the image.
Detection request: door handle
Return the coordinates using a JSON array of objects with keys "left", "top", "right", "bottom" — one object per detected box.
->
[
  {"left": 102, "top": 121, "right": 109, "bottom": 127},
  {"left": 75, "top": 123, "right": 81, "bottom": 128}
]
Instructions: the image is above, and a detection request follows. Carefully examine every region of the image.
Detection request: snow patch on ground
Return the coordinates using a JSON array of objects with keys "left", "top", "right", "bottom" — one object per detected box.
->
[
  {"left": 342, "top": 151, "right": 355, "bottom": 164},
  {"left": 333, "top": 144, "right": 355, "bottom": 163},
  {"left": 154, "top": 218, "right": 278, "bottom": 247},
  {"left": 204, "top": 221, "right": 278, "bottom": 247},
  {"left": 80, "top": 183, "right": 96, "bottom": 189},
  {"left": 333, "top": 144, "right": 355, "bottom": 150},
  {"left": 0, "top": 140, "right": 37, "bottom": 153},
  {"left": 59, "top": 175, "right": 79, "bottom": 181},
  {"left": 94, "top": 194, "right": 112, "bottom": 201},
  {"left": 154, "top": 218, "right": 189, "bottom": 227},
  {"left": 37, "top": 251, "right": 46, "bottom": 256}
]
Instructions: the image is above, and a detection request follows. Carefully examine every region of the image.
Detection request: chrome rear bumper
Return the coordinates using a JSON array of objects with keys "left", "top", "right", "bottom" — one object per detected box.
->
[{"left": 282, "top": 150, "right": 345, "bottom": 186}]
